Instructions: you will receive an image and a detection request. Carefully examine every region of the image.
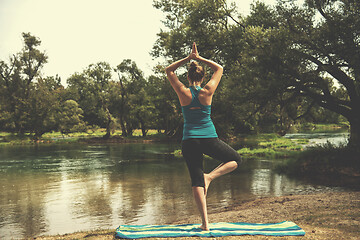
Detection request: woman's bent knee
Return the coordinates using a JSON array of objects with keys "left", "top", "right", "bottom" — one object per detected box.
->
[
  {"left": 228, "top": 158, "right": 241, "bottom": 169},
  {"left": 234, "top": 155, "right": 242, "bottom": 167},
  {"left": 231, "top": 160, "right": 239, "bottom": 169}
]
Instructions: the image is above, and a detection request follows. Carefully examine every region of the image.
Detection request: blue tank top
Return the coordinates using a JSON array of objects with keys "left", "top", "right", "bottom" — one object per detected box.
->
[{"left": 181, "top": 86, "right": 218, "bottom": 140}]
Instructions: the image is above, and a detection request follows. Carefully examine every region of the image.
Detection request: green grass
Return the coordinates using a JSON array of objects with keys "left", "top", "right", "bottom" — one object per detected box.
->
[
  {"left": 293, "top": 139, "right": 310, "bottom": 145},
  {"left": 173, "top": 133, "right": 305, "bottom": 160},
  {"left": 0, "top": 132, "right": 34, "bottom": 145},
  {"left": 237, "top": 134, "right": 303, "bottom": 159},
  {"left": 0, "top": 129, "right": 166, "bottom": 146}
]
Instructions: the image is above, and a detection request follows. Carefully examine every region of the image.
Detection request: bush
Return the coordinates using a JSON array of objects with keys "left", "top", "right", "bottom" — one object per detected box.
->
[{"left": 276, "top": 142, "right": 360, "bottom": 177}]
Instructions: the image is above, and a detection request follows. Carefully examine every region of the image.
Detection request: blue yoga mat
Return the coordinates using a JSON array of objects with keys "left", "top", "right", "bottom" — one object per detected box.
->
[{"left": 115, "top": 221, "right": 305, "bottom": 239}]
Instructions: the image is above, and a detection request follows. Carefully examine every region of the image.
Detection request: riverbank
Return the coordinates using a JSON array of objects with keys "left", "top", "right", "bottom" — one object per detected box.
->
[
  {"left": 0, "top": 130, "right": 173, "bottom": 146},
  {"left": 31, "top": 191, "right": 359, "bottom": 240}
]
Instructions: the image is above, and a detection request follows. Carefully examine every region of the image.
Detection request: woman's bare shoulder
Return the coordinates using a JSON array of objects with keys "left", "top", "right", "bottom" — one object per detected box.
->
[
  {"left": 179, "top": 87, "right": 193, "bottom": 106},
  {"left": 200, "top": 86, "right": 214, "bottom": 96},
  {"left": 198, "top": 88, "right": 213, "bottom": 105}
]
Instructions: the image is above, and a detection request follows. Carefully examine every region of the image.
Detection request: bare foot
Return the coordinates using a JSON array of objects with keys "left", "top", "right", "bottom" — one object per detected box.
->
[
  {"left": 199, "top": 224, "right": 210, "bottom": 231},
  {"left": 203, "top": 173, "right": 212, "bottom": 197}
]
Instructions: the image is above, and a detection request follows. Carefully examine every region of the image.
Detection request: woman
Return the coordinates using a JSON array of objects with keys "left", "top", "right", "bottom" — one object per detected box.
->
[{"left": 165, "top": 42, "right": 242, "bottom": 231}]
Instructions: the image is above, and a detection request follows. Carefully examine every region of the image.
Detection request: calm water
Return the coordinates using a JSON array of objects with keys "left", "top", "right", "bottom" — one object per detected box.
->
[
  {"left": 0, "top": 133, "right": 350, "bottom": 239},
  {"left": 284, "top": 131, "right": 350, "bottom": 147}
]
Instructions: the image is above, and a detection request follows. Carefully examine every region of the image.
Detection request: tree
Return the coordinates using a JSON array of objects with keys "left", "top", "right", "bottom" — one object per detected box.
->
[
  {"left": 58, "top": 100, "right": 87, "bottom": 135},
  {"left": 239, "top": 0, "right": 359, "bottom": 145},
  {"left": 0, "top": 32, "right": 48, "bottom": 134},
  {"left": 84, "top": 62, "right": 114, "bottom": 139},
  {"left": 28, "top": 76, "right": 63, "bottom": 138},
  {"left": 289, "top": 0, "right": 359, "bottom": 146},
  {"left": 67, "top": 62, "right": 114, "bottom": 138},
  {"left": 114, "top": 59, "right": 154, "bottom": 137},
  {"left": 152, "top": 0, "right": 238, "bottom": 137},
  {"left": 129, "top": 88, "right": 156, "bottom": 137},
  {"left": 147, "top": 72, "right": 181, "bottom": 136},
  {"left": 153, "top": 0, "right": 358, "bottom": 147}
]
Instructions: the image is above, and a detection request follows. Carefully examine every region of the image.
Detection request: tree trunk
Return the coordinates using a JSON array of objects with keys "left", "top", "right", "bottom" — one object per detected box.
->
[
  {"left": 103, "top": 107, "right": 112, "bottom": 140},
  {"left": 139, "top": 119, "right": 147, "bottom": 137},
  {"left": 119, "top": 116, "right": 128, "bottom": 137},
  {"left": 348, "top": 117, "right": 360, "bottom": 148},
  {"left": 104, "top": 124, "right": 111, "bottom": 139}
]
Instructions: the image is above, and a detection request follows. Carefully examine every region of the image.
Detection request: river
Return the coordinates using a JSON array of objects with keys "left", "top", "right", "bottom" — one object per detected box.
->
[{"left": 0, "top": 132, "right": 350, "bottom": 239}]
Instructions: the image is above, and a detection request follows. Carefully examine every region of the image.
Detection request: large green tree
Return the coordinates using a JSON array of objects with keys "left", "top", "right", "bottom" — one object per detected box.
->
[
  {"left": 28, "top": 76, "right": 63, "bottom": 138},
  {"left": 0, "top": 33, "right": 48, "bottom": 134},
  {"left": 237, "top": 0, "right": 359, "bottom": 145},
  {"left": 114, "top": 59, "right": 155, "bottom": 137},
  {"left": 152, "top": 0, "right": 239, "bottom": 137},
  {"left": 57, "top": 99, "right": 87, "bottom": 135},
  {"left": 66, "top": 62, "right": 115, "bottom": 138},
  {"left": 147, "top": 70, "right": 181, "bottom": 137}
]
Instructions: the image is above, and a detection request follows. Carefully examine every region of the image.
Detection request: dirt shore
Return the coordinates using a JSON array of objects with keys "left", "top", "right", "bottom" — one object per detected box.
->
[{"left": 32, "top": 191, "right": 359, "bottom": 240}]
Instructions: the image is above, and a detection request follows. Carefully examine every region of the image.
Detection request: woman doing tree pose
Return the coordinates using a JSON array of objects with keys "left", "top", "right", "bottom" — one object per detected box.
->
[{"left": 165, "top": 42, "right": 242, "bottom": 231}]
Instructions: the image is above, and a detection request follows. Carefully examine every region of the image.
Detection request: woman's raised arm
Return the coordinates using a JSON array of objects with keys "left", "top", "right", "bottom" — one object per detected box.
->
[{"left": 165, "top": 56, "right": 190, "bottom": 96}]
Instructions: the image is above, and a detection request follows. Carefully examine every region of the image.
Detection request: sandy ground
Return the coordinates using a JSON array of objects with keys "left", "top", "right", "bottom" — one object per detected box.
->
[{"left": 31, "top": 191, "right": 359, "bottom": 240}]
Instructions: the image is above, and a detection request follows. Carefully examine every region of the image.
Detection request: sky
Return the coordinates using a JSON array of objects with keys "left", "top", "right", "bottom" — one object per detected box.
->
[{"left": 0, "top": 0, "right": 277, "bottom": 85}]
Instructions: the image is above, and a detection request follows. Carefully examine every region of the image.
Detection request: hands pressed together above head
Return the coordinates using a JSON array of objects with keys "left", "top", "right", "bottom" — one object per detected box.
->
[{"left": 189, "top": 42, "right": 200, "bottom": 60}]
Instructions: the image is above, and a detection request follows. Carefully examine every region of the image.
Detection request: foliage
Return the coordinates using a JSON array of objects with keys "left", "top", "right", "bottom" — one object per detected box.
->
[
  {"left": 237, "top": 134, "right": 304, "bottom": 159},
  {"left": 172, "top": 133, "right": 304, "bottom": 159},
  {"left": 57, "top": 100, "right": 87, "bottom": 135},
  {"left": 0, "top": 34, "right": 159, "bottom": 139},
  {"left": 66, "top": 62, "right": 115, "bottom": 138},
  {"left": 147, "top": 69, "right": 183, "bottom": 138},
  {"left": 1, "top": 0, "right": 358, "bottom": 147},
  {"left": 151, "top": 0, "right": 358, "bottom": 147},
  {"left": 114, "top": 59, "right": 156, "bottom": 137},
  {"left": 277, "top": 141, "right": 360, "bottom": 177},
  {"left": 0, "top": 33, "right": 48, "bottom": 135},
  {"left": 273, "top": 0, "right": 360, "bottom": 145}
]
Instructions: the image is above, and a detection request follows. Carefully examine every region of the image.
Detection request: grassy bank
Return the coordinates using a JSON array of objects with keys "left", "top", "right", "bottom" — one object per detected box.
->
[
  {"left": 0, "top": 129, "right": 168, "bottom": 146},
  {"left": 238, "top": 133, "right": 360, "bottom": 182},
  {"left": 173, "top": 133, "right": 307, "bottom": 160},
  {"left": 0, "top": 123, "right": 348, "bottom": 146},
  {"left": 276, "top": 142, "right": 360, "bottom": 180},
  {"left": 236, "top": 133, "right": 306, "bottom": 159}
]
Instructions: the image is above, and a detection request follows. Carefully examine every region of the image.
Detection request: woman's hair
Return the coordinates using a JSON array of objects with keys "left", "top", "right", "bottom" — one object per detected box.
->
[{"left": 188, "top": 61, "right": 205, "bottom": 83}]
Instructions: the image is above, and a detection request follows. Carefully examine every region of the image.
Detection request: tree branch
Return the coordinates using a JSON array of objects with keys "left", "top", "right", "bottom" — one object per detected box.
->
[
  {"left": 314, "top": 0, "right": 331, "bottom": 21},
  {"left": 300, "top": 87, "right": 352, "bottom": 119},
  {"left": 294, "top": 100, "right": 316, "bottom": 121},
  {"left": 0, "top": 55, "right": 17, "bottom": 90},
  {"left": 294, "top": 49, "right": 358, "bottom": 102},
  {"left": 219, "top": 0, "right": 246, "bottom": 29},
  {"left": 322, "top": 64, "right": 358, "bottom": 102}
]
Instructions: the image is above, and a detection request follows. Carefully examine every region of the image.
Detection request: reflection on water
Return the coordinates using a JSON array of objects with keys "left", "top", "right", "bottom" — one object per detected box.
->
[
  {"left": 285, "top": 132, "right": 349, "bottom": 147},
  {"left": 0, "top": 134, "right": 349, "bottom": 239}
]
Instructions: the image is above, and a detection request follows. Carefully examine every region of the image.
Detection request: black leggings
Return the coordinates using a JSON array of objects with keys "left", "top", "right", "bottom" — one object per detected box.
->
[{"left": 181, "top": 138, "right": 242, "bottom": 187}]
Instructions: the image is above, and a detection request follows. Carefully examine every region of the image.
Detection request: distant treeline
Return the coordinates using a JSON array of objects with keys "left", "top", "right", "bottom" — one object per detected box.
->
[{"left": 1, "top": 0, "right": 358, "bottom": 147}]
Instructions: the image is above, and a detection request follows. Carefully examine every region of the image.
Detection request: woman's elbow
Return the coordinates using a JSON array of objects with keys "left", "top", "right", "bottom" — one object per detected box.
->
[
  {"left": 218, "top": 65, "right": 224, "bottom": 73},
  {"left": 215, "top": 66, "right": 223, "bottom": 75},
  {"left": 165, "top": 66, "right": 172, "bottom": 74},
  {"left": 165, "top": 67, "right": 175, "bottom": 79}
]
